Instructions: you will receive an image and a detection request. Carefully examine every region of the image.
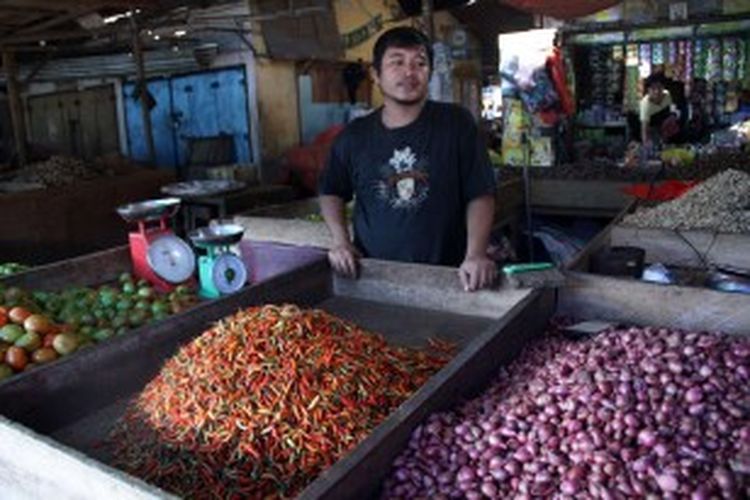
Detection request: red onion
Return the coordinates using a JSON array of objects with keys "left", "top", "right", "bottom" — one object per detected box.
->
[
  {"left": 656, "top": 472, "right": 680, "bottom": 492},
  {"left": 383, "top": 323, "right": 750, "bottom": 498}
]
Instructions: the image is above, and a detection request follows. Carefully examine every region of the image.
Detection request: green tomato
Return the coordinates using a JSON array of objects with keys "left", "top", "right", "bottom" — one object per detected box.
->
[
  {"left": 151, "top": 300, "right": 169, "bottom": 316},
  {"left": 112, "top": 315, "right": 128, "bottom": 329},
  {"left": 80, "top": 313, "right": 96, "bottom": 326},
  {"left": 119, "top": 272, "right": 134, "bottom": 284},
  {"left": 98, "top": 289, "right": 117, "bottom": 308},
  {"left": 0, "top": 364, "right": 13, "bottom": 381},
  {"left": 92, "top": 328, "right": 114, "bottom": 342},
  {"left": 116, "top": 298, "right": 133, "bottom": 311},
  {"left": 137, "top": 286, "right": 154, "bottom": 299},
  {"left": 15, "top": 332, "right": 41, "bottom": 352},
  {"left": 0, "top": 325, "right": 25, "bottom": 343},
  {"left": 134, "top": 300, "right": 150, "bottom": 311},
  {"left": 153, "top": 311, "right": 169, "bottom": 322},
  {"left": 121, "top": 282, "right": 136, "bottom": 295},
  {"left": 128, "top": 310, "right": 147, "bottom": 328},
  {"left": 52, "top": 333, "right": 79, "bottom": 356}
]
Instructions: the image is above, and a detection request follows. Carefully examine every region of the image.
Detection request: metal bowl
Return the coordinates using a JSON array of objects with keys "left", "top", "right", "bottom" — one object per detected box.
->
[
  {"left": 189, "top": 223, "right": 245, "bottom": 247},
  {"left": 116, "top": 197, "right": 182, "bottom": 223},
  {"left": 161, "top": 180, "right": 246, "bottom": 198}
]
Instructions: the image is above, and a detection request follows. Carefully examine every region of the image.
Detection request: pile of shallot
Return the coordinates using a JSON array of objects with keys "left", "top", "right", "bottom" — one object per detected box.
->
[{"left": 383, "top": 324, "right": 750, "bottom": 499}]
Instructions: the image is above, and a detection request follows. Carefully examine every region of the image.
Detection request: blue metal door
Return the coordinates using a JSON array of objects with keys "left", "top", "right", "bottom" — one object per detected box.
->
[
  {"left": 123, "top": 78, "right": 177, "bottom": 168},
  {"left": 170, "top": 67, "right": 251, "bottom": 167},
  {"left": 123, "top": 67, "right": 251, "bottom": 170}
]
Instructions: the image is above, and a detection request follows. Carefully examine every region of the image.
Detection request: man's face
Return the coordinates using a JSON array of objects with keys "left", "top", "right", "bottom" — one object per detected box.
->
[
  {"left": 648, "top": 83, "right": 664, "bottom": 102},
  {"left": 374, "top": 45, "right": 430, "bottom": 106}
]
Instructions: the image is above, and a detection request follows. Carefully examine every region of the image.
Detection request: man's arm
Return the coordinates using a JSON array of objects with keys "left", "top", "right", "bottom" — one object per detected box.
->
[
  {"left": 319, "top": 195, "right": 360, "bottom": 278},
  {"left": 459, "top": 194, "right": 496, "bottom": 291}
]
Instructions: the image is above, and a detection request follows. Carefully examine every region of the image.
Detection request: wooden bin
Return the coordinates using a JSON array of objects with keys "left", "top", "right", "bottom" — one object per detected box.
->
[
  {"left": 0, "top": 255, "right": 534, "bottom": 499},
  {"left": 297, "top": 272, "right": 750, "bottom": 499}
]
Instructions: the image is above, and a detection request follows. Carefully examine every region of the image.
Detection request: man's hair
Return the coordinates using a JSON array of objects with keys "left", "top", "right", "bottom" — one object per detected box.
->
[
  {"left": 372, "top": 27, "right": 433, "bottom": 74},
  {"left": 644, "top": 73, "right": 666, "bottom": 90}
]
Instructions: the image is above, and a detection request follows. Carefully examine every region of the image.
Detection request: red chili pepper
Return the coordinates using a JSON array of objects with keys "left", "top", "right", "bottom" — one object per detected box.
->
[{"left": 110, "top": 304, "right": 453, "bottom": 498}]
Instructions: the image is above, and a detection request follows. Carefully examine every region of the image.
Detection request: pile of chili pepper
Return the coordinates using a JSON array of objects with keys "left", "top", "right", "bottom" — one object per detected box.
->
[{"left": 110, "top": 304, "right": 452, "bottom": 498}]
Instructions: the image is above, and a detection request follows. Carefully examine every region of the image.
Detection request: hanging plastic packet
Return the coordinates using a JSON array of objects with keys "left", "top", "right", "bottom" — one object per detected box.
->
[
  {"left": 639, "top": 43, "right": 652, "bottom": 78},
  {"left": 652, "top": 41, "right": 665, "bottom": 66},
  {"left": 723, "top": 38, "right": 738, "bottom": 82},
  {"left": 684, "top": 40, "right": 693, "bottom": 96},
  {"left": 665, "top": 41, "right": 678, "bottom": 78},
  {"left": 707, "top": 39, "right": 722, "bottom": 82},
  {"left": 694, "top": 39, "right": 706, "bottom": 80},
  {"left": 738, "top": 39, "right": 747, "bottom": 82}
]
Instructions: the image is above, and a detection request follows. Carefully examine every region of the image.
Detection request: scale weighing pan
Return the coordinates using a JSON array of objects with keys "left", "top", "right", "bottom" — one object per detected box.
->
[
  {"left": 117, "top": 198, "right": 182, "bottom": 223},
  {"left": 189, "top": 223, "right": 245, "bottom": 247},
  {"left": 161, "top": 180, "right": 245, "bottom": 198}
]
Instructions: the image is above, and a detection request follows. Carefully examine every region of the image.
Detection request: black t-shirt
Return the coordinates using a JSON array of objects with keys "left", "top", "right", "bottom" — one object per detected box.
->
[{"left": 319, "top": 100, "right": 496, "bottom": 267}]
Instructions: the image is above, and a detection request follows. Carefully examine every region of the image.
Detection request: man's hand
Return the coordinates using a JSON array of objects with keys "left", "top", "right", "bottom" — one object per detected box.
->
[
  {"left": 328, "top": 242, "right": 362, "bottom": 278},
  {"left": 458, "top": 254, "right": 496, "bottom": 292}
]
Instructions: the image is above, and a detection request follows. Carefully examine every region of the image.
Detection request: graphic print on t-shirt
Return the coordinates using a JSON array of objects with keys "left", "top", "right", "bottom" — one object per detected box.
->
[{"left": 375, "top": 146, "right": 429, "bottom": 209}]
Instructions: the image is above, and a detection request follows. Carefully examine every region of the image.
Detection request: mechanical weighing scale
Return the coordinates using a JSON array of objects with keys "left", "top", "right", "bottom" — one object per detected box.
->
[
  {"left": 188, "top": 223, "right": 248, "bottom": 298},
  {"left": 116, "top": 198, "right": 196, "bottom": 293}
]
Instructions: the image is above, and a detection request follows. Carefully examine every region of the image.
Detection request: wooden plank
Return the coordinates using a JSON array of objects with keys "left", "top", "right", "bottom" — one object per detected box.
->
[
  {"left": 238, "top": 217, "right": 335, "bottom": 248},
  {"left": 334, "top": 259, "right": 533, "bottom": 319},
  {"left": 318, "top": 296, "right": 492, "bottom": 349},
  {"left": 531, "top": 179, "right": 632, "bottom": 215},
  {"left": 611, "top": 225, "right": 750, "bottom": 270},
  {"left": 130, "top": 26, "right": 155, "bottom": 166},
  {"left": 495, "top": 177, "right": 523, "bottom": 223},
  {"left": 2, "top": 50, "right": 27, "bottom": 165},
  {"left": 559, "top": 271, "right": 750, "bottom": 336},
  {"left": 299, "top": 290, "right": 554, "bottom": 499},
  {"left": 566, "top": 200, "right": 636, "bottom": 272},
  {"left": 0, "top": 415, "right": 172, "bottom": 500},
  {"left": 0, "top": 245, "right": 131, "bottom": 290}
]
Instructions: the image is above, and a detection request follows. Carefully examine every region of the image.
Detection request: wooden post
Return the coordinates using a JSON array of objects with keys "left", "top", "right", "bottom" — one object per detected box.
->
[
  {"left": 2, "top": 50, "right": 28, "bottom": 166},
  {"left": 421, "top": 0, "right": 435, "bottom": 41},
  {"left": 130, "top": 23, "right": 156, "bottom": 166}
]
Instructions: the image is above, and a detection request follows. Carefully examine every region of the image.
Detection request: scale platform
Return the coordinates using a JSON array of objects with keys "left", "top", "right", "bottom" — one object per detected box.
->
[
  {"left": 116, "top": 197, "right": 181, "bottom": 223},
  {"left": 188, "top": 223, "right": 247, "bottom": 298}
]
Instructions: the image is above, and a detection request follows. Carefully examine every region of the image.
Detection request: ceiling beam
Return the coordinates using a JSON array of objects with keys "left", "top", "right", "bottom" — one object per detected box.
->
[
  {"left": 0, "top": 7, "right": 100, "bottom": 42},
  {"left": 0, "top": 0, "right": 151, "bottom": 10}
]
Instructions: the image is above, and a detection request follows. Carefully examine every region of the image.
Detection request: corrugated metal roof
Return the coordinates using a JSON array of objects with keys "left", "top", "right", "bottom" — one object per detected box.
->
[{"left": 17, "top": 50, "right": 202, "bottom": 81}]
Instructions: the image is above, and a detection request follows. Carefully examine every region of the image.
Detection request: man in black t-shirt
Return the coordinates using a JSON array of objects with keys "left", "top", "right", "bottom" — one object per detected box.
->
[{"left": 318, "top": 27, "right": 497, "bottom": 292}]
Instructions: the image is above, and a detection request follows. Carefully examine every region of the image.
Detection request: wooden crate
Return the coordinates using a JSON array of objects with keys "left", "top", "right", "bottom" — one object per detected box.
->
[
  {"left": 0, "top": 256, "right": 535, "bottom": 499},
  {"left": 299, "top": 272, "right": 750, "bottom": 499}
]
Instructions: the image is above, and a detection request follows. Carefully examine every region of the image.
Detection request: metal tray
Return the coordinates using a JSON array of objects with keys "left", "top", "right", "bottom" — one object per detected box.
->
[
  {"left": 188, "top": 223, "right": 245, "bottom": 247},
  {"left": 116, "top": 197, "right": 181, "bottom": 223},
  {"left": 161, "top": 180, "right": 245, "bottom": 198}
]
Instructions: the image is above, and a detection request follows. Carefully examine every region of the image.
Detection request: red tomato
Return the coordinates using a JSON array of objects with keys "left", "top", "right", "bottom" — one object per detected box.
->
[
  {"left": 6, "top": 346, "right": 28, "bottom": 371},
  {"left": 8, "top": 307, "right": 32, "bottom": 325},
  {"left": 43, "top": 333, "right": 57, "bottom": 348}
]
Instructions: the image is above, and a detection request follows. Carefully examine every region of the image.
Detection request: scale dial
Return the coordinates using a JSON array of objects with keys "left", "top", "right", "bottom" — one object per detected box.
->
[
  {"left": 146, "top": 235, "right": 196, "bottom": 283},
  {"left": 212, "top": 254, "right": 247, "bottom": 294}
]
